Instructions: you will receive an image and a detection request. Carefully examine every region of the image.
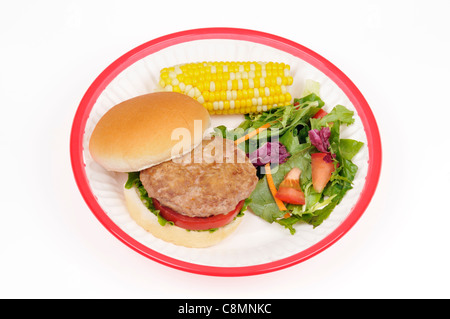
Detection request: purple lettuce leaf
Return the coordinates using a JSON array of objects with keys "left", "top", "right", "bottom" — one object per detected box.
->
[
  {"left": 247, "top": 142, "right": 290, "bottom": 167},
  {"left": 308, "top": 127, "right": 331, "bottom": 153},
  {"left": 309, "top": 127, "right": 337, "bottom": 163},
  {"left": 322, "top": 153, "right": 336, "bottom": 163}
]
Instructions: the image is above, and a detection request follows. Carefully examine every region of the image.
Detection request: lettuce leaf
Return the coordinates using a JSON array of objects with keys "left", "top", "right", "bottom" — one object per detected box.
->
[
  {"left": 248, "top": 146, "right": 313, "bottom": 223},
  {"left": 310, "top": 104, "right": 355, "bottom": 130},
  {"left": 125, "top": 172, "right": 173, "bottom": 226},
  {"left": 339, "top": 139, "right": 364, "bottom": 161},
  {"left": 301, "top": 79, "right": 321, "bottom": 97},
  {"left": 246, "top": 93, "right": 324, "bottom": 136}
]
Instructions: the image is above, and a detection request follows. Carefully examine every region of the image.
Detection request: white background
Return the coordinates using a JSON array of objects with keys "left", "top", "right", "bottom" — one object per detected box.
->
[{"left": 1, "top": 0, "right": 449, "bottom": 299}]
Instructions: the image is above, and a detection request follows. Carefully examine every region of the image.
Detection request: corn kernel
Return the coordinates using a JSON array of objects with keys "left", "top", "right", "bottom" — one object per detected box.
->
[
  {"left": 275, "top": 86, "right": 281, "bottom": 95},
  {"left": 232, "top": 79, "right": 238, "bottom": 90},
  {"left": 248, "top": 78, "right": 254, "bottom": 89},
  {"left": 285, "top": 92, "right": 292, "bottom": 102},
  {"left": 203, "top": 91, "right": 210, "bottom": 102},
  {"left": 160, "top": 71, "right": 169, "bottom": 79},
  {"left": 242, "top": 89, "right": 248, "bottom": 99},
  {"left": 287, "top": 76, "right": 293, "bottom": 85},
  {"left": 273, "top": 95, "right": 279, "bottom": 104},
  {"left": 220, "top": 91, "right": 227, "bottom": 101}
]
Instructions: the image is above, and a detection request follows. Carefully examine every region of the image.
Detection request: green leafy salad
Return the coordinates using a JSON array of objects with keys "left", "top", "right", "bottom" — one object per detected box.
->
[{"left": 214, "top": 80, "right": 364, "bottom": 234}]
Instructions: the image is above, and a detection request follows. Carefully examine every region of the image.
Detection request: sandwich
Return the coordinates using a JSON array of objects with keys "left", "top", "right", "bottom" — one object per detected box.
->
[{"left": 89, "top": 92, "right": 258, "bottom": 248}]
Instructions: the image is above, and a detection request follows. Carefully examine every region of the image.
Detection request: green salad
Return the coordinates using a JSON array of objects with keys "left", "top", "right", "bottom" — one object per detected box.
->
[{"left": 214, "top": 80, "right": 364, "bottom": 234}]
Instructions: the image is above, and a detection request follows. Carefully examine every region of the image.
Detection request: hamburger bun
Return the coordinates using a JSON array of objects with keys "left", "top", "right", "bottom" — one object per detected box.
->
[
  {"left": 89, "top": 91, "right": 250, "bottom": 248},
  {"left": 89, "top": 92, "right": 211, "bottom": 172},
  {"left": 123, "top": 185, "right": 244, "bottom": 248}
]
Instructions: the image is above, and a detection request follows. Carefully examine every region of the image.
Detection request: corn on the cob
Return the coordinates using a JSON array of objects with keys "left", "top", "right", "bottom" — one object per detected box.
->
[{"left": 158, "top": 61, "right": 294, "bottom": 114}]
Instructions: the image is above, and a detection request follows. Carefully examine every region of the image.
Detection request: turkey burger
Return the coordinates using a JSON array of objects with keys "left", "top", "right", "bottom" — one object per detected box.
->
[{"left": 89, "top": 92, "right": 258, "bottom": 248}]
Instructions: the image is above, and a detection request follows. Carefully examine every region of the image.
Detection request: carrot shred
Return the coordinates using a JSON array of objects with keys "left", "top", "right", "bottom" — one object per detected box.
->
[
  {"left": 265, "top": 163, "right": 287, "bottom": 211},
  {"left": 234, "top": 123, "right": 271, "bottom": 145}
]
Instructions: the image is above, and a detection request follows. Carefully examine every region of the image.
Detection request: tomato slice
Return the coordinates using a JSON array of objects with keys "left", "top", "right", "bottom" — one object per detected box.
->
[
  {"left": 312, "top": 108, "right": 328, "bottom": 119},
  {"left": 276, "top": 187, "right": 306, "bottom": 205},
  {"left": 274, "top": 167, "right": 306, "bottom": 205},
  {"left": 152, "top": 199, "right": 245, "bottom": 231},
  {"left": 311, "top": 152, "right": 336, "bottom": 193}
]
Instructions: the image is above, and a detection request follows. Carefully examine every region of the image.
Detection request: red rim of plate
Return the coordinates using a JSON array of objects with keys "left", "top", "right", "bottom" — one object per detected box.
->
[{"left": 70, "top": 27, "right": 382, "bottom": 277}]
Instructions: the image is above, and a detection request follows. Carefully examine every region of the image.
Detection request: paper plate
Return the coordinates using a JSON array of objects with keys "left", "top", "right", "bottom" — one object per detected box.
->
[{"left": 70, "top": 28, "right": 382, "bottom": 276}]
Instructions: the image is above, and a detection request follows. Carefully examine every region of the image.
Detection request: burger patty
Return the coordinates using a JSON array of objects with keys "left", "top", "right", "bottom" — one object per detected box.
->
[{"left": 140, "top": 137, "right": 258, "bottom": 218}]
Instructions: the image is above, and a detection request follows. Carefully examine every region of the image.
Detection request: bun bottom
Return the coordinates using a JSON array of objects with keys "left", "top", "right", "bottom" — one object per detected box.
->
[{"left": 123, "top": 186, "right": 244, "bottom": 248}]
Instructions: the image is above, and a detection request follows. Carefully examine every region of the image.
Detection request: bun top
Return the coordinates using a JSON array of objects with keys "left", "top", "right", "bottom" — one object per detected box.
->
[{"left": 89, "top": 92, "right": 211, "bottom": 172}]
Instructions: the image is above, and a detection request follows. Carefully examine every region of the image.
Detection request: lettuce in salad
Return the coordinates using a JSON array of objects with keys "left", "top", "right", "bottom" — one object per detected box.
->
[{"left": 215, "top": 80, "right": 364, "bottom": 234}]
